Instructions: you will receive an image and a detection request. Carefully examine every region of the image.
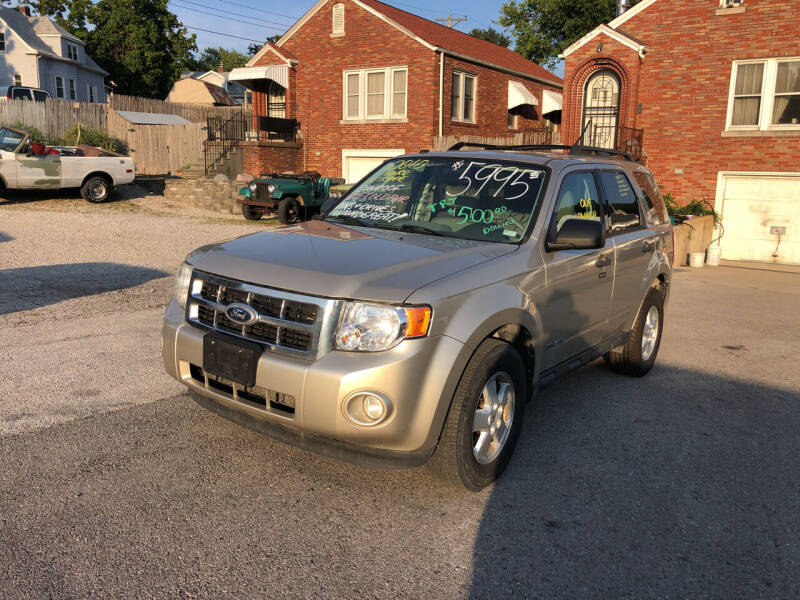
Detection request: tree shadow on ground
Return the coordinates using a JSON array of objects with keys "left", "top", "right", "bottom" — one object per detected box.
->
[
  {"left": 0, "top": 262, "right": 168, "bottom": 314},
  {"left": 469, "top": 363, "right": 800, "bottom": 599}
]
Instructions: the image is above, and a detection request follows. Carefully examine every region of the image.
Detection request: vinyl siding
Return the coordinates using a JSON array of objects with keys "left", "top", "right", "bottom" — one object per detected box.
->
[{"left": 0, "top": 26, "right": 39, "bottom": 94}]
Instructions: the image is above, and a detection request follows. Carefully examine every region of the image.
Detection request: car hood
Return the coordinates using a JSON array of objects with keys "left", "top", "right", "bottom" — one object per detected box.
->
[{"left": 187, "top": 220, "right": 517, "bottom": 303}]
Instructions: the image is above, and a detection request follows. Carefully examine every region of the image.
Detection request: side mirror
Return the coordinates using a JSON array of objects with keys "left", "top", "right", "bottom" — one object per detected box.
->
[{"left": 546, "top": 219, "right": 605, "bottom": 251}]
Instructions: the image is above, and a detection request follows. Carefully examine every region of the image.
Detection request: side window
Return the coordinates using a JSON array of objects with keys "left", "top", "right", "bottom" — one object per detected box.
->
[
  {"left": 597, "top": 171, "right": 642, "bottom": 233},
  {"left": 632, "top": 170, "right": 665, "bottom": 225},
  {"left": 12, "top": 88, "right": 31, "bottom": 100},
  {"left": 551, "top": 172, "right": 602, "bottom": 235}
]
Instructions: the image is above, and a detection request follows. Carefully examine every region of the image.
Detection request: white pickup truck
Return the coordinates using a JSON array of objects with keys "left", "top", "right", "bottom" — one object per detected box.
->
[{"left": 0, "top": 126, "right": 135, "bottom": 202}]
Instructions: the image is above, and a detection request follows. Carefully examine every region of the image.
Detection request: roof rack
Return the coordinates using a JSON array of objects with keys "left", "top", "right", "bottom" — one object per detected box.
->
[{"left": 446, "top": 141, "right": 634, "bottom": 162}]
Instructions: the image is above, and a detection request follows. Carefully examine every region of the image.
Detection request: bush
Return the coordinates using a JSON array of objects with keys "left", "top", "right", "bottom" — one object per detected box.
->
[
  {"left": 60, "top": 125, "right": 125, "bottom": 153},
  {"left": 8, "top": 122, "right": 60, "bottom": 145},
  {"left": 662, "top": 191, "right": 720, "bottom": 226}
]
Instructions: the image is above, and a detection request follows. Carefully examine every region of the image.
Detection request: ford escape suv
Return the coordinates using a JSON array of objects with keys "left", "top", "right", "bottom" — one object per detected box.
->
[{"left": 162, "top": 144, "right": 673, "bottom": 491}]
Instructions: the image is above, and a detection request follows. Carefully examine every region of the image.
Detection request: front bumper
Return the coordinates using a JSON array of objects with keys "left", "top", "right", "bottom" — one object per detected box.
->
[{"left": 162, "top": 300, "right": 464, "bottom": 468}]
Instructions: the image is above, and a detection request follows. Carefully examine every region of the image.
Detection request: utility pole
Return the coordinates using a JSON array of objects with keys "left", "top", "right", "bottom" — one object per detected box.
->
[{"left": 435, "top": 15, "right": 468, "bottom": 28}]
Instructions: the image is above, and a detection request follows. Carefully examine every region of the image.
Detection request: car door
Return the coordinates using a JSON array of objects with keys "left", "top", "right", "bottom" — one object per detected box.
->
[
  {"left": 16, "top": 146, "right": 62, "bottom": 189},
  {"left": 596, "top": 169, "right": 655, "bottom": 337},
  {"left": 540, "top": 169, "right": 614, "bottom": 370}
]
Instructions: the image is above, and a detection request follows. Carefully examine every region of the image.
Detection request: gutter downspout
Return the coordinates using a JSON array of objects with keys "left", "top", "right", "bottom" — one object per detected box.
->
[{"left": 438, "top": 48, "right": 444, "bottom": 137}]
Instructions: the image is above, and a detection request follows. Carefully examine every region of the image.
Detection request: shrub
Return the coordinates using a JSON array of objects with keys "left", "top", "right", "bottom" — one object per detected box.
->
[{"left": 60, "top": 125, "right": 125, "bottom": 153}]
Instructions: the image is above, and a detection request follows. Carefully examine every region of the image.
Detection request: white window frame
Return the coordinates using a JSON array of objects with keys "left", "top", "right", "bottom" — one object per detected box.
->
[
  {"left": 66, "top": 44, "right": 78, "bottom": 61},
  {"left": 88, "top": 85, "right": 96, "bottom": 103},
  {"left": 69, "top": 78, "right": 76, "bottom": 100},
  {"left": 451, "top": 70, "right": 477, "bottom": 123},
  {"left": 55, "top": 76, "right": 64, "bottom": 99},
  {"left": 726, "top": 57, "right": 800, "bottom": 131},
  {"left": 342, "top": 66, "right": 407, "bottom": 121}
]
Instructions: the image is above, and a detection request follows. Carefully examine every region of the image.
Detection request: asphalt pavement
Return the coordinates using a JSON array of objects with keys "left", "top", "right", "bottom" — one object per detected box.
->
[{"left": 1, "top": 206, "right": 799, "bottom": 599}]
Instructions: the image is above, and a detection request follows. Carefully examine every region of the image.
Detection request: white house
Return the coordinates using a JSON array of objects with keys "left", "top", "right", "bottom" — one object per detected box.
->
[{"left": 0, "top": 5, "right": 107, "bottom": 102}]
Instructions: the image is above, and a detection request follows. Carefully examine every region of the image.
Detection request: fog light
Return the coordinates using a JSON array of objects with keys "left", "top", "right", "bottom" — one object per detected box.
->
[
  {"left": 344, "top": 392, "right": 391, "bottom": 426},
  {"left": 363, "top": 394, "right": 386, "bottom": 421}
]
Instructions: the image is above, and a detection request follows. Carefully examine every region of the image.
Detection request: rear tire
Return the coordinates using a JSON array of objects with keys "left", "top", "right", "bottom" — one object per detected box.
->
[
  {"left": 241, "top": 205, "right": 263, "bottom": 221},
  {"left": 278, "top": 197, "right": 301, "bottom": 225},
  {"left": 81, "top": 175, "right": 112, "bottom": 203},
  {"left": 429, "top": 339, "right": 526, "bottom": 491},
  {"left": 604, "top": 287, "right": 665, "bottom": 376}
]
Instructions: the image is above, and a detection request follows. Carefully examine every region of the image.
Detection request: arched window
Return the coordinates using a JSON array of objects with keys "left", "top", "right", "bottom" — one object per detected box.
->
[
  {"left": 581, "top": 70, "right": 620, "bottom": 149},
  {"left": 332, "top": 3, "right": 345, "bottom": 35}
]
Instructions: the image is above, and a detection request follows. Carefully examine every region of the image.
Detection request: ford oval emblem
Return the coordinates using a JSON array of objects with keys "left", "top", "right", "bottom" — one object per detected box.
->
[{"left": 225, "top": 303, "right": 258, "bottom": 325}]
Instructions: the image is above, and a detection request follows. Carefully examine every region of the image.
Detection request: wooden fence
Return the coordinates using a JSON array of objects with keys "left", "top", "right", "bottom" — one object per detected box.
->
[
  {"left": 107, "top": 110, "right": 207, "bottom": 175},
  {"left": 0, "top": 98, "right": 107, "bottom": 139},
  {"left": 432, "top": 129, "right": 557, "bottom": 151},
  {"left": 109, "top": 94, "right": 250, "bottom": 123}
]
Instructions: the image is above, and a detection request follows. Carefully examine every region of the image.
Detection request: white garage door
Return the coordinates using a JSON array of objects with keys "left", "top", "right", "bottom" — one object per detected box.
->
[
  {"left": 342, "top": 149, "right": 404, "bottom": 184},
  {"left": 719, "top": 173, "right": 800, "bottom": 265}
]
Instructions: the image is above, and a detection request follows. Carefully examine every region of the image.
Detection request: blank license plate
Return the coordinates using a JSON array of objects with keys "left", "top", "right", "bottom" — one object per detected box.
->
[{"left": 203, "top": 333, "right": 261, "bottom": 388}]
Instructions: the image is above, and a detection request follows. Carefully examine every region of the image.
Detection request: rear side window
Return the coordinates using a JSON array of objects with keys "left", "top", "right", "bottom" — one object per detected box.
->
[
  {"left": 597, "top": 171, "right": 642, "bottom": 233},
  {"left": 632, "top": 170, "right": 667, "bottom": 224},
  {"left": 12, "top": 88, "right": 31, "bottom": 100},
  {"left": 551, "top": 172, "right": 602, "bottom": 235},
  {"left": 33, "top": 90, "right": 49, "bottom": 102}
]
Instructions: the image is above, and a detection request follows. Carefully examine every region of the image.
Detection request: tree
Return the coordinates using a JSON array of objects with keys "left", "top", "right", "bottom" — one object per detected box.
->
[
  {"left": 193, "top": 47, "right": 249, "bottom": 73},
  {"left": 498, "top": 0, "right": 640, "bottom": 69},
  {"left": 35, "top": 0, "right": 197, "bottom": 98},
  {"left": 468, "top": 27, "right": 510, "bottom": 48},
  {"left": 247, "top": 34, "right": 282, "bottom": 57}
]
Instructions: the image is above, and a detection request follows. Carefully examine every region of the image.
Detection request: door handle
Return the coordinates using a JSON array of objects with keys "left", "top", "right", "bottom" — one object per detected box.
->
[
  {"left": 642, "top": 240, "right": 655, "bottom": 253},
  {"left": 595, "top": 255, "right": 612, "bottom": 268}
]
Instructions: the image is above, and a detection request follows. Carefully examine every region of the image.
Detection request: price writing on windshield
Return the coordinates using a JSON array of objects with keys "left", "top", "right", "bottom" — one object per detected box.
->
[{"left": 449, "top": 162, "right": 543, "bottom": 200}]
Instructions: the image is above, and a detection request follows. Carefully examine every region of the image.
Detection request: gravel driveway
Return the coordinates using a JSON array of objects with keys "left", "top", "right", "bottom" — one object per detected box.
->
[{"left": 1, "top": 203, "right": 799, "bottom": 599}]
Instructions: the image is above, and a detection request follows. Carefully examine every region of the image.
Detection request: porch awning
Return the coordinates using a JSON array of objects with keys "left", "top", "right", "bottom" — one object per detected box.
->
[
  {"left": 508, "top": 81, "right": 538, "bottom": 110},
  {"left": 229, "top": 65, "right": 288, "bottom": 88},
  {"left": 542, "top": 89, "right": 563, "bottom": 115}
]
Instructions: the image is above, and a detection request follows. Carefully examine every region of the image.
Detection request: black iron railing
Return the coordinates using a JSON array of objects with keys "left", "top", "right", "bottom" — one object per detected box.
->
[
  {"left": 204, "top": 112, "right": 248, "bottom": 176},
  {"left": 578, "top": 119, "right": 645, "bottom": 162}
]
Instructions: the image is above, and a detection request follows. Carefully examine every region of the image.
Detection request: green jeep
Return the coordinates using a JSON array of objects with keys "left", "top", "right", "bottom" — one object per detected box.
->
[{"left": 238, "top": 171, "right": 347, "bottom": 224}]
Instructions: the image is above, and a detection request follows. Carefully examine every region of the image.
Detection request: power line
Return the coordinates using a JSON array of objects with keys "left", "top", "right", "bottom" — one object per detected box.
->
[
  {"left": 171, "top": 0, "right": 293, "bottom": 28},
  {"left": 212, "top": 0, "right": 302, "bottom": 21},
  {"left": 184, "top": 24, "right": 266, "bottom": 43},
  {"left": 435, "top": 15, "right": 468, "bottom": 28},
  {"left": 386, "top": 1, "right": 466, "bottom": 18}
]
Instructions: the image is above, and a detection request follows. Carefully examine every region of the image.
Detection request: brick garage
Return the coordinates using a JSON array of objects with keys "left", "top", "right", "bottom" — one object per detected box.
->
[
  {"left": 233, "top": 0, "right": 562, "bottom": 182},
  {"left": 560, "top": 0, "right": 800, "bottom": 264}
]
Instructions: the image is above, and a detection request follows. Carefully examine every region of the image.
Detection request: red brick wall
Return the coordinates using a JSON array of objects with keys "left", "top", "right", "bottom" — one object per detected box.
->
[
  {"left": 563, "top": 0, "right": 800, "bottom": 205},
  {"left": 241, "top": 142, "right": 301, "bottom": 177},
  {"left": 443, "top": 55, "right": 561, "bottom": 137}
]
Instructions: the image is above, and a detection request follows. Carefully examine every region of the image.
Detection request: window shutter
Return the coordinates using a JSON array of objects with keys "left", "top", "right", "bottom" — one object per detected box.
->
[{"left": 332, "top": 3, "right": 345, "bottom": 35}]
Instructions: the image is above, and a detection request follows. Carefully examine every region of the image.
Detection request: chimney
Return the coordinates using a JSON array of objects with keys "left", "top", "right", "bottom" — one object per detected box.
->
[
  {"left": 18, "top": 5, "right": 32, "bottom": 16},
  {"left": 217, "top": 62, "right": 224, "bottom": 73},
  {"left": 616, "top": 0, "right": 630, "bottom": 16}
]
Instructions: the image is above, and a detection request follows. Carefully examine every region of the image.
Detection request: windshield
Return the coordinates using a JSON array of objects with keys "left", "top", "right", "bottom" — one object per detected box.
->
[
  {"left": 326, "top": 157, "right": 548, "bottom": 244},
  {"left": 0, "top": 128, "right": 25, "bottom": 152}
]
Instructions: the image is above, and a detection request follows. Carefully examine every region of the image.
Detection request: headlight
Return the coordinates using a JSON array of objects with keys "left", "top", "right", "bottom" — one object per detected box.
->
[
  {"left": 335, "top": 302, "right": 431, "bottom": 352},
  {"left": 173, "top": 262, "right": 192, "bottom": 309},
  {"left": 249, "top": 182, "right": 258, "bottom": 192},
  {"left": 267, "top": 184, "right": 276, "bottom": 193}
]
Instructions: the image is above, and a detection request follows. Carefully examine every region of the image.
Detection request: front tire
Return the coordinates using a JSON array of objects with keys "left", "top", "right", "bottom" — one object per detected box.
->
[
  {"left": 278, "top": 197, "right": 301, "bottom": 225},
  {"left": 429, "top": 339, "right": 526, "bottom": 491},
  {"left": 81, "top": 176, "right": 111, "bottom": 203},
  {"left": 604, "top": 287, "right": 665, "bottom": 376},
  {"left": 241, "top": 205, "right": 263, "bottom": 221}
]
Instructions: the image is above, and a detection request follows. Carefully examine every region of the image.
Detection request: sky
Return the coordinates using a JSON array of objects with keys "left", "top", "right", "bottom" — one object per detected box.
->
[{"left": 171, "top": 0, "right": 511, "bottom": 57}]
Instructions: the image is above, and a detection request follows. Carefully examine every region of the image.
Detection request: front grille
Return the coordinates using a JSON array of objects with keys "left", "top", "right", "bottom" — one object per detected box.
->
[
  {"left": 254, "top": 182, "right": 271, "bottom": 204},
  {"left": 186, "top": 271, "right": 336, "bottom": 358}
]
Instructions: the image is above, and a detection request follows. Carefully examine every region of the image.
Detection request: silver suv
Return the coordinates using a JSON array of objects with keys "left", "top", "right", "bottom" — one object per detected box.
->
[{"left": 162, "top": 145, "right": 673, "bottom": 490}]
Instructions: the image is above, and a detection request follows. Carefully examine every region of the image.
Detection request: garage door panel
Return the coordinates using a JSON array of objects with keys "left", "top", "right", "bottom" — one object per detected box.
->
[{"left": 720, "top": 174, "right": 800, "bottom": 265}]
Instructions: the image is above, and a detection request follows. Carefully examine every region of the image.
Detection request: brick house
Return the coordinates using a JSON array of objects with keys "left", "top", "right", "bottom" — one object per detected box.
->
[
  {"left": 560, "top": 0, "right": 800, "bottom": 264},
  {"left": 228, "top": 0, "right": 562, "bottom": 184}
]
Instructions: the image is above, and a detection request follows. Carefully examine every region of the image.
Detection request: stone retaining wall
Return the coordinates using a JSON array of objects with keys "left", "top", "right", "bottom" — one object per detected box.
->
[{"left": 164, "top": 176, "right": 246, "bottom": 215}]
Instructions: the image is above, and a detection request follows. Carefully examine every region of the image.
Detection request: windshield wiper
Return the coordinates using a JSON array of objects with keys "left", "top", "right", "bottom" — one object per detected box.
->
[
  {"left": 371, "top": 223, "right": 449, "bottom": 237},
  {"left": 324, "top": 215, "right": 371, "bottom": 227}
]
